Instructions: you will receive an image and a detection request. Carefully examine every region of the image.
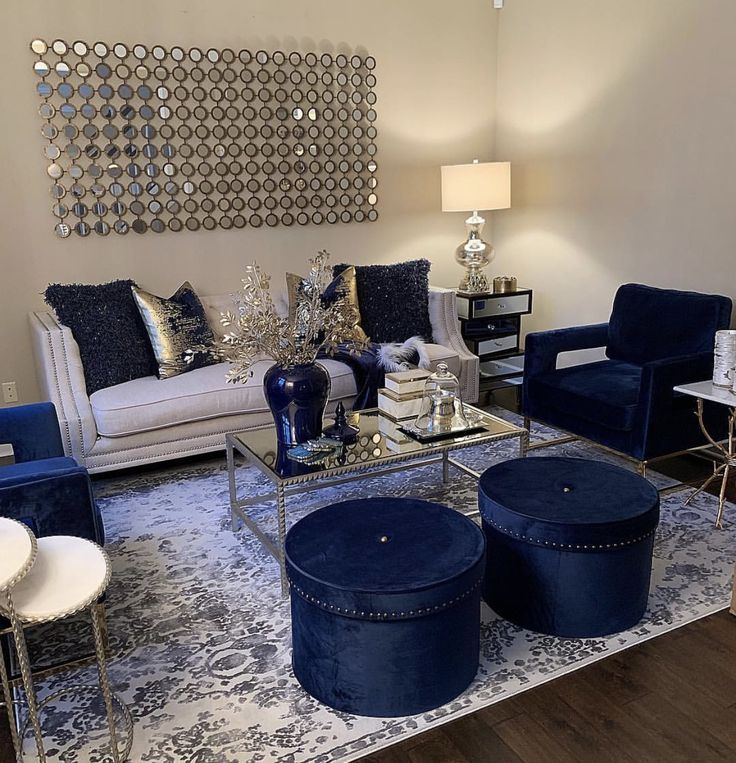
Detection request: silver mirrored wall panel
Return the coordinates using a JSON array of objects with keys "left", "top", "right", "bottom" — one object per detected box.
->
[{"left": 31, "top": 39, "right": 378, "bottom": 236}]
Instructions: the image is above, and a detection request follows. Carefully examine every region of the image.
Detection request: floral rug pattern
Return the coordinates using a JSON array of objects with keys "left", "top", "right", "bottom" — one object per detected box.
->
[{"left": 21, "top": 414, "right": 736, "bottom": 762}]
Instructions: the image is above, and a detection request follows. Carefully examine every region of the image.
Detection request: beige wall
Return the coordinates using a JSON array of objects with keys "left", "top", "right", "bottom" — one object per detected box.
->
[
  {"left": 0, "top": 0, "right": 499, "bottom": 404},
  {"left": 494, "top": 0, "right": 736, "bottom": 338}
]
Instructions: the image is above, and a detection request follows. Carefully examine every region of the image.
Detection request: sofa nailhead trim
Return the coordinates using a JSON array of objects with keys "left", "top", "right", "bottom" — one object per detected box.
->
[
  {"left": 483, "top": 516, "right": 656, "bottom": 550},
  {"left": 287, "top": 577, "right": 483, "bottom": 620}
]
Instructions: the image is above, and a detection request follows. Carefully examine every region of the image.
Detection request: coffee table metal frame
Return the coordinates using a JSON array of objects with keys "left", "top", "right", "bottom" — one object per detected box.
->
[{"left": 226, "top": 405, "right": 528, "bottom": 594}]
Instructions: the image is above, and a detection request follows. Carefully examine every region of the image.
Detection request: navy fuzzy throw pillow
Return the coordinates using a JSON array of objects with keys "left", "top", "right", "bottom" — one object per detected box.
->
[
  {"left": 334, "top": 259, "right": 434, "bottom": 343},
  {"left": 45, "top": 280, "right": 158, "bottom": 395}
]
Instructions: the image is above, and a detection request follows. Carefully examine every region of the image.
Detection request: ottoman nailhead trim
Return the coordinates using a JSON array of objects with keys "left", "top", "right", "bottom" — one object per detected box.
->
[
  {"left": 287, "top": 577, "right": 483, "bottom": 620},
  {"left": 483, "top": 518, "right": 656, "bottom": 550}
]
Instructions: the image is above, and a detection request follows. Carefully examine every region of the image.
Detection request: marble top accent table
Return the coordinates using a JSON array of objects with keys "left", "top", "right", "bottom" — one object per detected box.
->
[{"left": 673, "top": 380, "right": 736, "bottom": 528}]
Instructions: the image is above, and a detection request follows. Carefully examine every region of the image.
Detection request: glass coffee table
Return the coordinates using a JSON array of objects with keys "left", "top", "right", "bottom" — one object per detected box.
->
[{"left": 226, "top": 405, "right": 528, "bottom": 594}]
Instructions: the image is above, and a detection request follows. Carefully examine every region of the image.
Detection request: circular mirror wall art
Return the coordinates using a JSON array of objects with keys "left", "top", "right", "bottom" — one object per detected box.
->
[{"left": 31, "top": 38, "right": 378, "bottom": 236}]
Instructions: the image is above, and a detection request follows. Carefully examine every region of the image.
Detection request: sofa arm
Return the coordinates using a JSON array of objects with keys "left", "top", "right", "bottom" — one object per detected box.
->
[
  {"left": 0, "top": 467, "right": 104, "bottom": 543},
  {"left": 0, "top": 403, "right": 64, "bottom": 463},
  {"left": 428, "top": 287, "right": 480, "bottom": 403},
  {"left": 29, "top": 312, "right": 97, "bottom": 465},
  {"left": 525, "top": 323, "right": 610, "bottom": 379}
]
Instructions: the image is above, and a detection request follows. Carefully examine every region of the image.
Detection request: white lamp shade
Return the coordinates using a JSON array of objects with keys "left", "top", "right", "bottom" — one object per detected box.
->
[{"left": 441, "top": 161, "right": 511, "bottom": 212}]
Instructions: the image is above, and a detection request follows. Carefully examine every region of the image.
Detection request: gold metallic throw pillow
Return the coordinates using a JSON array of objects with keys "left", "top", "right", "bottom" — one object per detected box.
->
[
  {"left": 132, "top": 282, "right": 217, "bottom": 379},
  {"left": 286, "top": 265, "right": 369, "bottom": 343}
]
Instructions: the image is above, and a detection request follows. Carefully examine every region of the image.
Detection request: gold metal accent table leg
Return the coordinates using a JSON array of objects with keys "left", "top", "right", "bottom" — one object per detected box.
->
[
  {"left": 90, "top": 604, "right": 121, "bottom": 763},
  {"left": 0, "top": 638, "right": 22, "bottom": 762},
  {"left": 692, "top": 398, "right": 735, "bottom": 528},
  {"left": 730, "top": 562, "right": 736, "bottom": 617},
  {"left": 276, "top": 484, "right": 288, "bottom": 596},
  {"left": 6, "top": 592, "right": 46, "bottom": 762}
]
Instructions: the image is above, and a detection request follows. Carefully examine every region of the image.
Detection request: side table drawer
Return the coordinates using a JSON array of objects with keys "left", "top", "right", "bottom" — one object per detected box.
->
[
  {"left": 479, "top": 354, "right": 525, "bottom": 379},
  {"left": 465, "top": 333, "right": 519, "bottom": 357},
  {"left": 457, "top": 292, "right": 532, "bottom": 319},
  {"left": 461, "top": 316, "right": 518, "bottom": 338}
]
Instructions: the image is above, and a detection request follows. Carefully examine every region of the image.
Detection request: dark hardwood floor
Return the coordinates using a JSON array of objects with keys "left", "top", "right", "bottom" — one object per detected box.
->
[{"left": 360, "top": 611, "right": 736, "bottom": 763}]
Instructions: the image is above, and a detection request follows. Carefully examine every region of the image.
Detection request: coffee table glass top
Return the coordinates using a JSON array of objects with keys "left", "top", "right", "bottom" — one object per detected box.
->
[{"left": 229, "top": 405, "right": 523, "bottom": 484}]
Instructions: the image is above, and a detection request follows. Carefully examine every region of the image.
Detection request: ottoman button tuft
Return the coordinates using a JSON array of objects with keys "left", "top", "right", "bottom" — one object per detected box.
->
[{"left": 379, "top": 535, "right": 390, "bottom": 543}]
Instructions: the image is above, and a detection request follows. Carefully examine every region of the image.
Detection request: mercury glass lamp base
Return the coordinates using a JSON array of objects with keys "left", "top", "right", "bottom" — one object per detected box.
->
[{"left": 458, "top": 269, "right": 491, "bottom": 294}]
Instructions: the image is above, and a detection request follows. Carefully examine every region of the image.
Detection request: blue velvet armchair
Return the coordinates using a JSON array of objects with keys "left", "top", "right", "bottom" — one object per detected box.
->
[
  {"left": 523, "top": 283, "right": 733, "bottom": 466},
  {"left": 0, "top": 402, "right": 103, "bottom": 543}
]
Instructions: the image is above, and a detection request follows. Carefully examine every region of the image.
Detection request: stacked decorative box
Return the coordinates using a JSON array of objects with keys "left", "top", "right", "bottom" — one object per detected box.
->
[{"left": 377, "top": 369, "right": 431, "bottom": 451}]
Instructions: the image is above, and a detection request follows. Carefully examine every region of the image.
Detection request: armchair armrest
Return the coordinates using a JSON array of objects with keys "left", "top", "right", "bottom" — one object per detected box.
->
[
  {"left": 635, "top": 352, "right": 716, "bottom": 454},
  {"left": 525, "top": 323, "right": 610, "bottom": 379},
  {"left": 0, "top": 402, "right": 64, "bottom": 463},
  {"left": 0, "top": 465, "right": 104, "bottom": 543},
  {"left": 29, "top": 311, "right": 97, "bottom": 465},
  {"left": 639, "top": 352, "right": 715, "bottom": 407},
  {"left": 428, "top": 287, "right": 480, "bottom": 403}
]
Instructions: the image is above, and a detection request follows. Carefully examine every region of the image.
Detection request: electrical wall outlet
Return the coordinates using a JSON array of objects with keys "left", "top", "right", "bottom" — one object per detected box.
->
[{"left": 1, "top": 382, "right": 18, "bottom": 403}]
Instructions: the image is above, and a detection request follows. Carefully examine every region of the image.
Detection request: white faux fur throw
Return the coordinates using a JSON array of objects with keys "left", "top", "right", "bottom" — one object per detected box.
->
[{"left": 376, "top": 336, "right": 432, "bottom": 372}]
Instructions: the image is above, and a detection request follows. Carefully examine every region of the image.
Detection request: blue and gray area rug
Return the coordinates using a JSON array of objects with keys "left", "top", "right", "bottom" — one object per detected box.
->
[{"left": 22, "top": 413, "right": 736, "bottom": 762}]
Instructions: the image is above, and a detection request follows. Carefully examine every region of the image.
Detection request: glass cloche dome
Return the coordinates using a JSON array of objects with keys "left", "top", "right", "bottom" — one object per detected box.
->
[{"left": 413, "top": 362, "right": 471, "bottom": 434}]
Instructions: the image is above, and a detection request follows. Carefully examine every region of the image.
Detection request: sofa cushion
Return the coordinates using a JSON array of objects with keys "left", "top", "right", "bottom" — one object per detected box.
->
[
  {"left": 528, "top": 360, "right": 643, "bottom": 432},
  {"left": 201, "top": 292, "right": 289, "bottom": 341},
  {"left": 334, "top": 260, "right": 434, "bottom": 343},
  {"left": 89, "top": 359, "right": 358, "bottom": 438},
  {"left": 45, "top": 280, "right": 158, "bottom": 395},
  {"left": 606, "top": 283, "right": 732, "bottom": 365},
  {"left": 132, "top": 281, "right": 217, "bottom": 379}
]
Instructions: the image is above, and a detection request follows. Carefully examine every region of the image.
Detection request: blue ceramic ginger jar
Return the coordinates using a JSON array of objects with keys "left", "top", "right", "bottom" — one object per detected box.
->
[{"left": 263, "top": 362, "right": 331, "bottom": 446}]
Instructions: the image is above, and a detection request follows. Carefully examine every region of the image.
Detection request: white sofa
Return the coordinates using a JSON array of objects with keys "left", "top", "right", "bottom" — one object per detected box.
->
[{"left": 29, "top": 287, "right": 478, "bottom": 474}]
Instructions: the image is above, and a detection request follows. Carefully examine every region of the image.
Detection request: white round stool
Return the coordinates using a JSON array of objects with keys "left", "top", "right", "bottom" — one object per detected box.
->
[
  {"left": 1, "top": 532, "right": 132, "bottom": 761},
  {"left": 0, "top": 517, "right": 44, "bottom": 763}
]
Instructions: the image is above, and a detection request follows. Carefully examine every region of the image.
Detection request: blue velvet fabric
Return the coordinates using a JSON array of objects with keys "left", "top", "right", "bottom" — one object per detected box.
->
[
  {"left": 0, "top": 402, "right": 64, "bottom": 463},
  {"left": 0, "top": 404, "right": 103, "bottom": 544},
  {"left": 523, "top": 284, "right": 733, "bottom": 461},
  {"left": 286, "top": 498, "right": 485, "bottom": 716},
  {"left": 479, "top": 457, "right": 659, "bottom": 638},
  {"left": 530, "top": 359, "right": 642, "bottom": 432},
  {"left": 607, "top": 283, "right": 732, "bottom": 364}
]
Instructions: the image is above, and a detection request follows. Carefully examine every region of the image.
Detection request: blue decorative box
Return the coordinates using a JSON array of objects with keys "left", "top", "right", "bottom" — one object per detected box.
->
[
  {"left": 285, "top": 497, "right": 486, "bottom": 717},
  {"left": 478, "top": 457, "right": 660, "bottom": 638}
]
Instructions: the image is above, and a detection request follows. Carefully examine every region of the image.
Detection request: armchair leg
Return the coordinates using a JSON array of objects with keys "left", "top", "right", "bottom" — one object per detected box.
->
[
  {"left": 638, "top": 461, "right": 648, "bottom": 479},
  {"left": 523, "top": 414, "right": 578, "bottom": 452}
]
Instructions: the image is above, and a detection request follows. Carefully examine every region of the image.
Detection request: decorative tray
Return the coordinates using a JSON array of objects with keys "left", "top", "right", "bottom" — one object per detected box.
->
[{"left": 399, "top": 422, "right": 487, "bottom": 443}]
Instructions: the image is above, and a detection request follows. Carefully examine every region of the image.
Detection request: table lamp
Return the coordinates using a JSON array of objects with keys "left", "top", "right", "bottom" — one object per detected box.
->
[{"left": 441, "top": 160, "right": 511, "bottom": 293}]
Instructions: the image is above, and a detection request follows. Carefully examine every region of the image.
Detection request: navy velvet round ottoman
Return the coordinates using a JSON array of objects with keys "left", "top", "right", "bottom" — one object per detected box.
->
[
  {"left": 479, "top": 457, "right": 659, "bottom": 638},
  {"left": 285, "top": 497, "right": 486, "bottom": 717}
]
